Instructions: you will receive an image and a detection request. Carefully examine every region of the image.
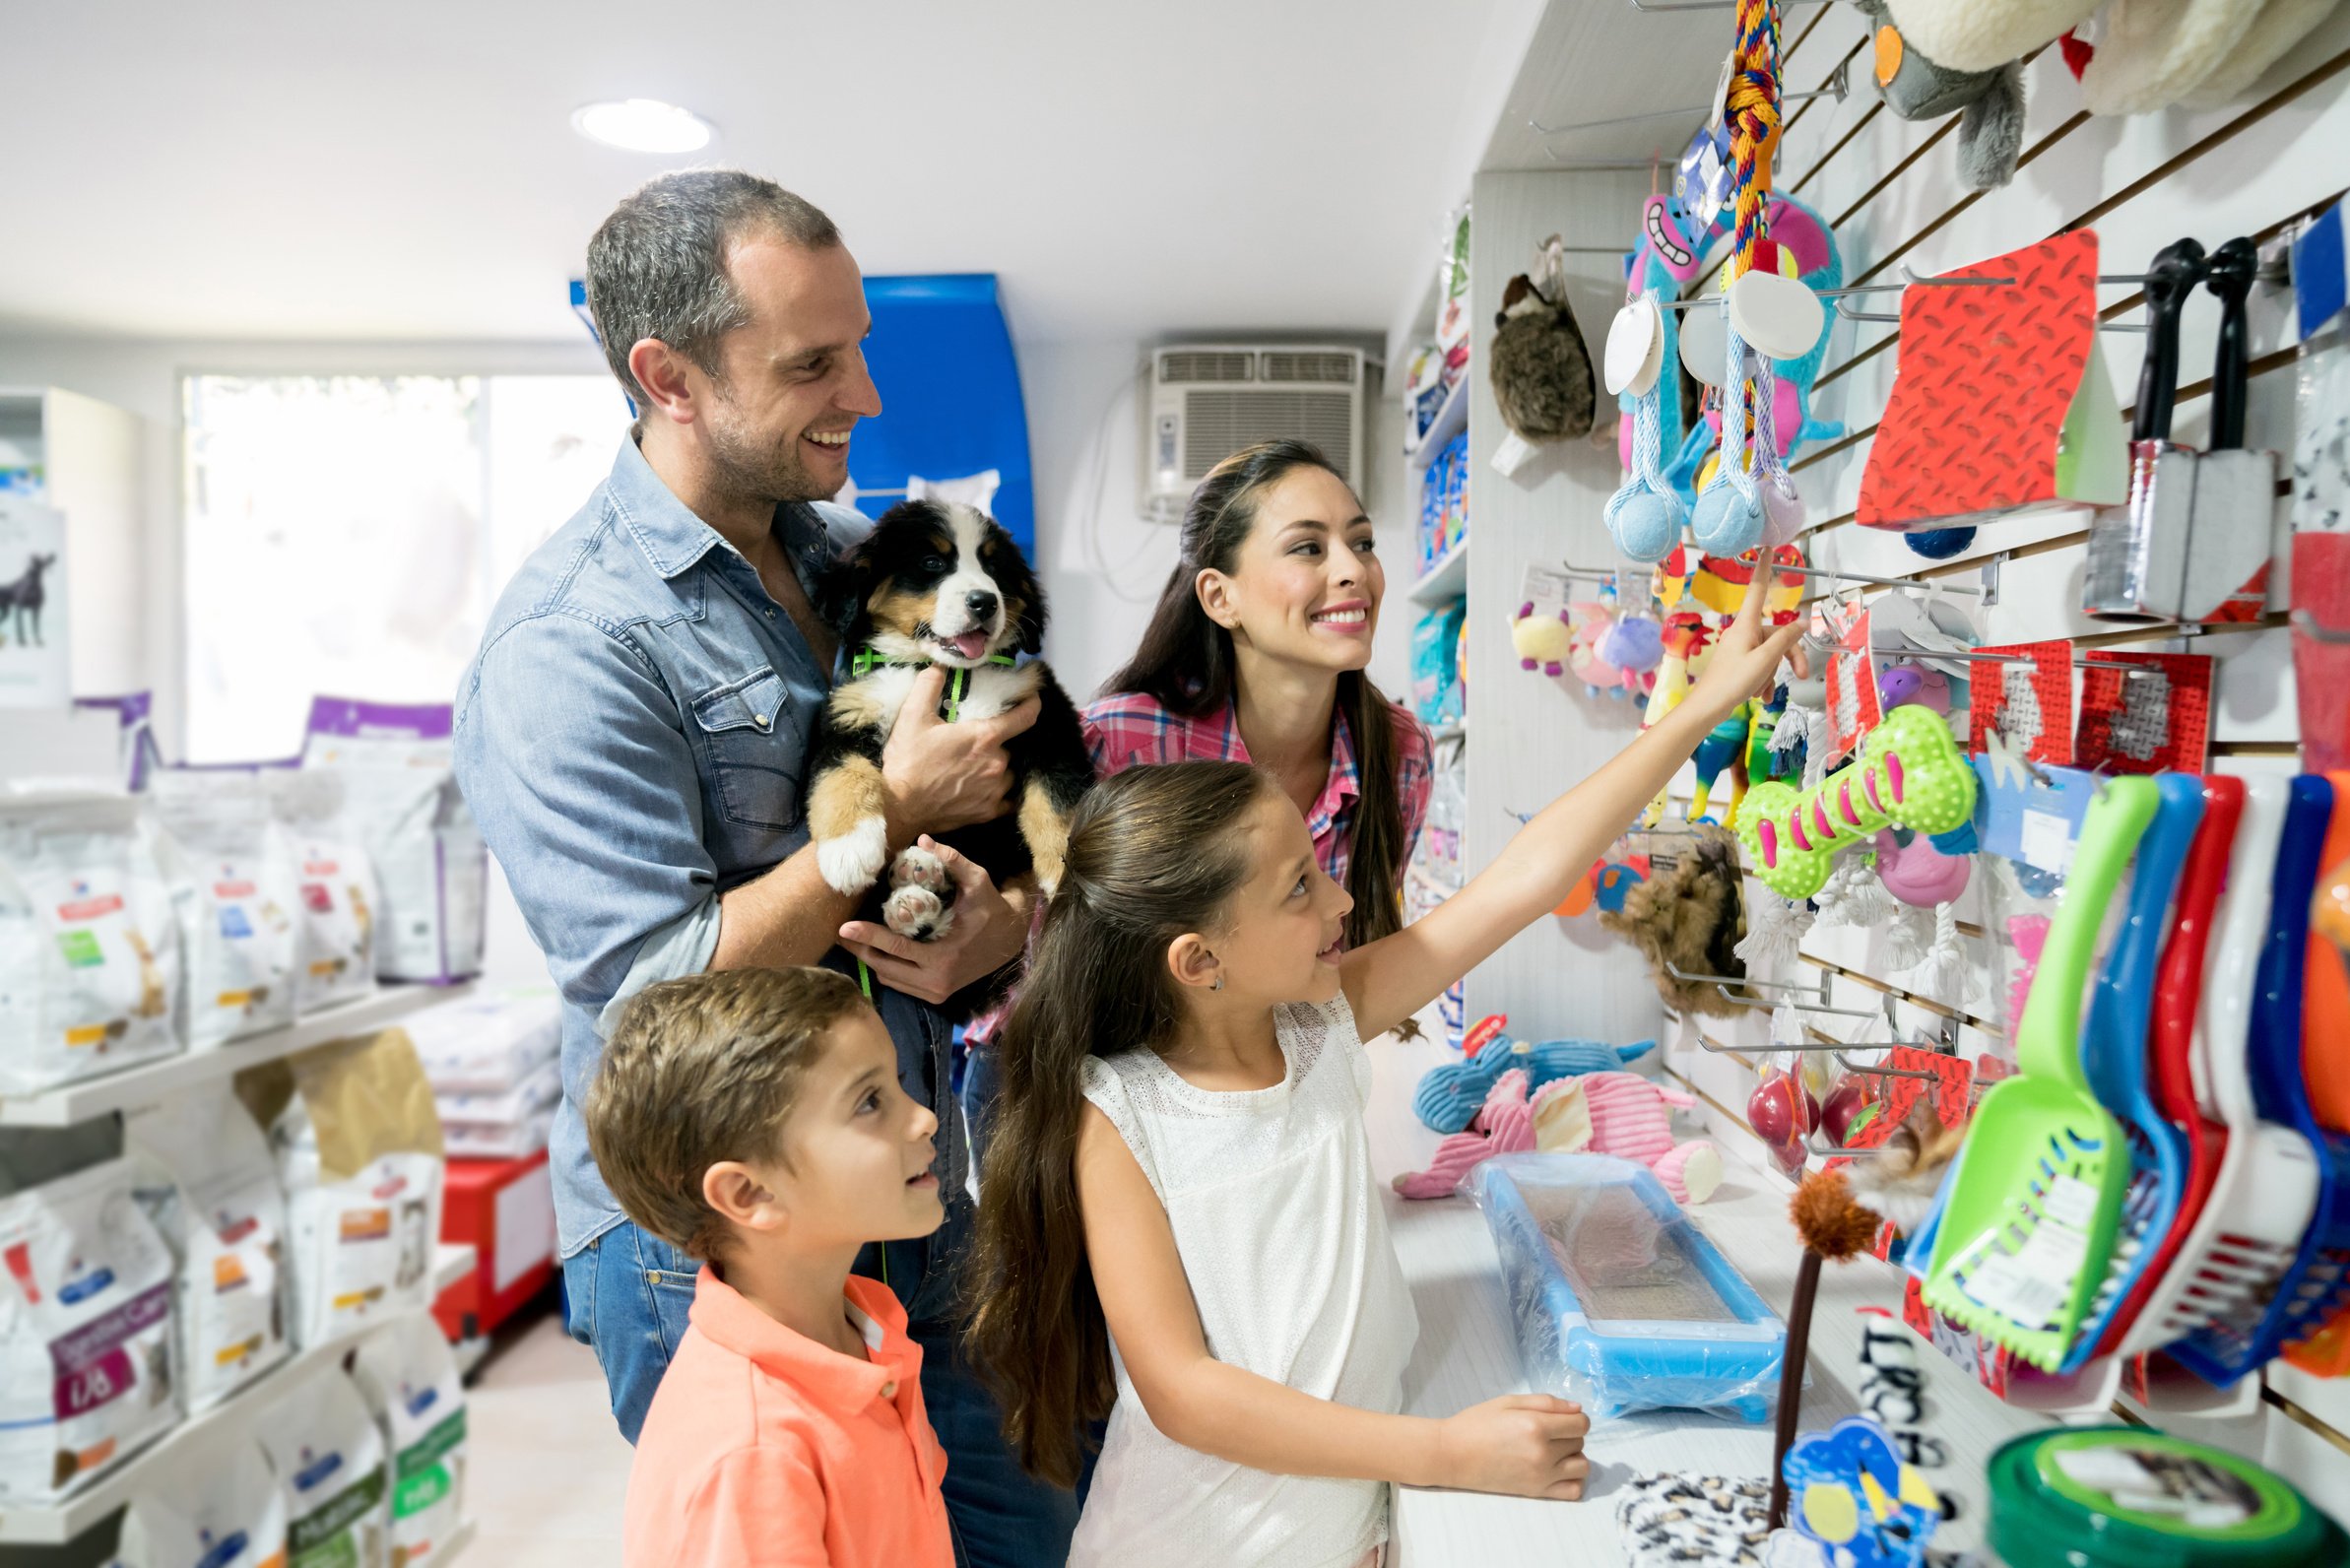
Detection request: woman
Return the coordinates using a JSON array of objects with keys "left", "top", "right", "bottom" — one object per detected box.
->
[{"left": 965, "top": 439, "right": 1431, "bottom": 1158}]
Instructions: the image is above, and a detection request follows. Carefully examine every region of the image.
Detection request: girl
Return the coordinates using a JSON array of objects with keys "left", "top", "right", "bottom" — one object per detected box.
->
[{"left": 967, "top": 566, "right": 1801, "bottom": 1567}]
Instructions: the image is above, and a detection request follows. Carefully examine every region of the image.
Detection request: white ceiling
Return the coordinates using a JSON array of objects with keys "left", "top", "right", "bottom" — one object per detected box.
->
[{"left": 1, "top": 0, "right": 1514, "bottom": 348}]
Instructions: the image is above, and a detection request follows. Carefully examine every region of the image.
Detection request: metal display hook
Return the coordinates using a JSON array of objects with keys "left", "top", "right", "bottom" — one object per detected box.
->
[
  {"left": 2293, "top": 608, "right": 2350, "bottom": 644},
  {"left": 1663, "top": 962, "right": 1885, "bottom": 1018},
  {"left": 1627, "top": 0, "right": 1828, "bottom": 11},
  {"left": 1530, "top": 60, "right": 1851, "bottom": 138},
  {"left": 1889, "top": 644, "right": 2155, "bottom": 683}
]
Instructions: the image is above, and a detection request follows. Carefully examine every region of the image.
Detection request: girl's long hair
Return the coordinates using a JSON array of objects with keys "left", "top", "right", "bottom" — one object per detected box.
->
[
  {"left": 964, "top": 760, "right": 1272, "bottom": 1487},
  {"left": 1104, "top": 438, "right": 1407, "bottom": 948}
]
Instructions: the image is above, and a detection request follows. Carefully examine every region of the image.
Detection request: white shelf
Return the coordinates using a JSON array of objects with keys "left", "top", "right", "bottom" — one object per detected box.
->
[
  {"left": 0, "top": 981, "right": 478, "bottom": 1128},
  {"left": 432, "top": 1239, "right": 478, "bottom": 1297},
  {"left": 1407, "top": 537, "right": 1471, "bottom": 606},
  {"left": 1406, "top": 373, "right": 1470, "bottom": 465},
  {"left": 0, "top": 1255, "right": 474, "bottom": 1546}
]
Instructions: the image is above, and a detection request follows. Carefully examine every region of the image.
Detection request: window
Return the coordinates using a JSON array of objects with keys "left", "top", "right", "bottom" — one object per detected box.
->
[{"left": 181, "top": 373, "right": 628, "bottom": 761}]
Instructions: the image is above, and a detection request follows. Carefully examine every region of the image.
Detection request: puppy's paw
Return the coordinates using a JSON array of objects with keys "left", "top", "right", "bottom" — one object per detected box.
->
[
  {"left": 816, "top": 816, "right": 890, "bottom": 894},
  {"left": 888, "top": 845, "right": 952, "bottom": 896},
  {"left": 883, "top": 884, "right": 954, "bottom": 943}
]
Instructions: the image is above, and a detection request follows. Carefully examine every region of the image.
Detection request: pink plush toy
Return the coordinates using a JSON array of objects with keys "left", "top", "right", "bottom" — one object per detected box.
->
[
  {"left": 1578, "top": 1072, "right": 1725, "bottom": 1205},
  {"left": 1395, "top": 1068, "right": 1536, "bottom": 1198}
]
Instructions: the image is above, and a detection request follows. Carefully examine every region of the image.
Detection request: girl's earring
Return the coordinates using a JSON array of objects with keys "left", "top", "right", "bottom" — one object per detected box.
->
[{"left": 1210, "top": 972, "right": 1225, "bottom": 993}]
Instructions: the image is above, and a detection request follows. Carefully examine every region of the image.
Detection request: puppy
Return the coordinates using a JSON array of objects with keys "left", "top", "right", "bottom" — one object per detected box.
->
[{"left": 806, "top": 499, "right": 1091, "bottom": 977}]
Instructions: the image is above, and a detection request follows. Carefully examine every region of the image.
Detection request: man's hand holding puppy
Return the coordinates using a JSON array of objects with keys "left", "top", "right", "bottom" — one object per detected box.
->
[
  {"left": 839, "top": 835, "right": 1029, "bottom": 1006},
  {"left": 881, "top": 666, "right": 1041, "bottom": 848}
]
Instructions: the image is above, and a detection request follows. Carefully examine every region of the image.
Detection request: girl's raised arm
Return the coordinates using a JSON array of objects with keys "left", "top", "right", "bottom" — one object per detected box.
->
[
  {"left": 1076, "top": 1102, "right": 1590, "bottom": 1496},
  {"left": 1340, "top": 568, "right": 1803, "bottom": 1040}
]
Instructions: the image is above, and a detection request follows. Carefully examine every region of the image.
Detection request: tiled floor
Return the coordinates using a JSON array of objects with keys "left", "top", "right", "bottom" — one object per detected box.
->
[{"left": 464, "top": 1303, "right": 630, "bottom": 1566}]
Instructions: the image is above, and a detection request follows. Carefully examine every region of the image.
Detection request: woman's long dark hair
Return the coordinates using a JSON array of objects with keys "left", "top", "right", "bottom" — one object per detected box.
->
[
  {"left": 964, "top": 761, "right": 1273, "bottom": 1487},
  {"left": 1104, "top": 439, "right": 1408, "bottom": 948}
]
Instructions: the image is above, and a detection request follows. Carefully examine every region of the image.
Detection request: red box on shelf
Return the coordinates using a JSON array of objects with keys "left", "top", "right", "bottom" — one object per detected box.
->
[{"left": 434, "top": 1148, "right": 557, "bottom": 1339}]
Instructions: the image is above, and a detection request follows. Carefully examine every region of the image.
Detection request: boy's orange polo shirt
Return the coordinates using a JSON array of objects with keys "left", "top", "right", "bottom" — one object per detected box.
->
[{"left": 623, "top": 1269, "right": 952, "bottom": 1567}]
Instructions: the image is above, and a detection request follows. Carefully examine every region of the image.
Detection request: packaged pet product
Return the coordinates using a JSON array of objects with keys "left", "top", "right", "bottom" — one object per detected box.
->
[
  {"left": 300, "top": 699, "right": 485, "bottom": 985},
  {"left": 148, "top": 769, "right": 300, "bottom": 1050},
  {"left": 350, "top": 1311, "right": 468, "bottom": 1568},
  {"left": 400, "top": 988, "right": 559, "bottom": 1096},
  {"left": 266, "top": 770, "right": 380, "bottom": 1016},
  {"left": 434, "top": 1058, "right": 559, "bottom": 1160},
  {"left": 125, "top": 1086, "right": 291, "bottom": 1413},
  {"left": 0, "top": 792, "right": 183, "bottom": 1094},
  {"left": 0, "top": 1157, "right": 177, "bottom": 1503},
  {"left": 108, "top": 1437, "right": 289, "bottom": 1568},
  {"left": 1410, "top": 603, "right": 1467, "bottom": 724},
  {"left": 241, "top": 1029, "right": 444, "bottom": 1347},
  {"left": 257, "top": 1365, "right": 389, "bottom": 1568}
]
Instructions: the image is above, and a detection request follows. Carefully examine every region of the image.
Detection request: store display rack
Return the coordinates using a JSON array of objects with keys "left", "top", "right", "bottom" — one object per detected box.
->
[
  {"left": 0, "top": 981, "right": 478, "bottom": 1128},
  {"left": 1406, "top": 374, "right": 1469, "bottom": 465},
  {"left": 0, "top": 1243, "right": 476, "bottom": 1545},
  {"left": 1408, "top": 537, "right": 1471, "bottom": 606}
]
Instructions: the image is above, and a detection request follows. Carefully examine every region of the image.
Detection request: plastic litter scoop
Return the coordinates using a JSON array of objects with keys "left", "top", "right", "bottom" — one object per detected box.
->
[
  {"left": 2180, "top": 776, "right": 2350, "bottom": 1384},
  {"left": 2058, "top": 774, "right": 2202, "bottom": 1373},
  {"left": 1925, "top": 780, "right": 2155, "bottom": 1370},
  {"left": 2108, "top": 777, "right": 2243, "bottom": 1358},
  {"left": 2284, "top": 775, "right": 2350, "bottom": 1374},
  {"left": 2123, "top": 777, "right": 2317, "bottom": 1363}
]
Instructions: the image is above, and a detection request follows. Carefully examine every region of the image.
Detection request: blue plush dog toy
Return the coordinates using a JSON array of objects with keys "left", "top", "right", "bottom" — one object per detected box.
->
[{"left": 1414, "top": 1029, "right": 1658, "bottom": 1134}]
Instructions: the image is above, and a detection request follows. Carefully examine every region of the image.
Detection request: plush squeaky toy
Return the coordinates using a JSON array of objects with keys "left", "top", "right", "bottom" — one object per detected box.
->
[
  {"left": 1578, "top": 1071, "right": 1726, "bottom": 1204},
  {"left": 1735, "top": 705, "right": 1978, "bottom": 900},
  {"left": 1511, "top": 599, "right": 1576, "bottom": 678},
  {"left": 1412, "top": 1030, "right": 1658, "bottom": 1134},
  {"left": 1599, "top": 824, "right": 1752, "bottom": 1015},
  {"left": 1493, "top": 236, "right": 1598, "bottom": 444},
  {"left": 1886, "top": 0, "right": 2104, "bottom": 71},
  {"left": 1854, "top": 0, "right": 2029, "bottom": 190}
]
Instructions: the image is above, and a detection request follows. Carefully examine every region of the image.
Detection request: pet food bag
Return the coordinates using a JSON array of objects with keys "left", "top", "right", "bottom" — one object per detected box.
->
[
  {"left": 108, "top": 1437, "right": 289, "bottom": 1568},
  {"left": 300, "top": 700, "right": 485, "bottom": 985},
  {"left": 350, "top": 1312, "right": 467, "bottom": 1568},
  {"left": 126, "top": 1086, "right": 291, "bottom": 1413},
  {"left": 0, "top": 1157, "right": 177, "bottom": 1503},
  {"left": 240, "top": 1029, "right": 444, "bottom": 1348},
  {"left": 0, "top": 793, "right": 183, "bottom": 1094},
  {"left": 257, "top": 1365, "right": 389, "bottom": 1568},
  {"left": 434, "top": 1058, "right": 559, "bottom": 1160},
  {"left": 401, "top": 988, "right": 559, "bottom": 1095},
  {"left": 148, "top": 769, "right": 300, "bottom": 1050},
  {"left": 266, "top": 771, "right": 381, "bottom": 1016}
]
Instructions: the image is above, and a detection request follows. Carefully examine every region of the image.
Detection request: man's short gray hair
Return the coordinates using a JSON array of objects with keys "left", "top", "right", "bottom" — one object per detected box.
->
[{"left": 584, "top": 169, "right": 841, "bottom": 404}]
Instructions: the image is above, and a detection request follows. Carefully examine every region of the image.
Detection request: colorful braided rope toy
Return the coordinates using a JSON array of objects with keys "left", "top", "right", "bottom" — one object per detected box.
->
[
  {"left": 1733, "top": 706, "right": 1977, "bottom": 900},
  {"left": 1413, "top": 1030, "right": 1658, "bottom": 1135}
]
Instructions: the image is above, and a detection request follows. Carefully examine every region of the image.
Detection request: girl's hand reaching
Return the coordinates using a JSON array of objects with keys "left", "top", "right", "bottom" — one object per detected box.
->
[
  {"left": 1429, "top": 1394, "right": 1593, "bottom": 1499},
  {"left": 1685, "top": 564, "right": 1807, "bottom": 725}
]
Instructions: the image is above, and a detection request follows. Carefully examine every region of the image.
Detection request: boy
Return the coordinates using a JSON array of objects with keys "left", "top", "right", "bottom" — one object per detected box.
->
[{"left": 586, "top": 967, "right": 953, "bottom": 1567}]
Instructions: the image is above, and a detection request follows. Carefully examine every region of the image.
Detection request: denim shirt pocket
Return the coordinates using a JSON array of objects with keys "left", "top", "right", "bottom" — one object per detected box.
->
[{"left": 688, "top": 667, "right": 802, "bottom": 831}]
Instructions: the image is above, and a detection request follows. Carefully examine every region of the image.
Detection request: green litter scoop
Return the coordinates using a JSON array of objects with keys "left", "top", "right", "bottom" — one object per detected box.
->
[{"left": 1924, "top": 778, "right": 2157, "bottom": 1369}]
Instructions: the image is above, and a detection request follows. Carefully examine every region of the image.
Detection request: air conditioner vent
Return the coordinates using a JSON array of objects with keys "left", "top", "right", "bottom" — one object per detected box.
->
[
  {"left": 1259, "top": 352, "right": 1358, "bottom": 385},
  {"left": 1142, "top": 344, "right": 1365, "bottom": 521},
  {"left": 1181, "top": 390, "right": 1355, "bottom": 480},
  {"left": 1158, "top": 351, "right": 1253, "bottom": 384}
]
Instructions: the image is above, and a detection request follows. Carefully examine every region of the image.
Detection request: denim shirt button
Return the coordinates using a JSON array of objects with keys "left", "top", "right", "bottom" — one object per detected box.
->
[{"left": 753, "top": 714, "right": 770, "bottom": 729}]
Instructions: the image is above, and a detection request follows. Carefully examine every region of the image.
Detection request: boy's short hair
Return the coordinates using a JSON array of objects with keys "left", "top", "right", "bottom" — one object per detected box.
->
[{"left": 586, "top": 965, "right": 868, "bottom": 1262}]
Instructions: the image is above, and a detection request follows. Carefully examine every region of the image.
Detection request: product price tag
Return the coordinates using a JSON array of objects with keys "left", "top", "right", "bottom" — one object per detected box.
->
[{"left": 2020, "top": 810, "right": 2076, "bottom": 875}]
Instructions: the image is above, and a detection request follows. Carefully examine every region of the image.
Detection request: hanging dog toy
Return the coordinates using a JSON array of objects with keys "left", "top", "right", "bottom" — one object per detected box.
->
[{"left": 1603, "top": 279, "right": 1687, "bottom": 562}]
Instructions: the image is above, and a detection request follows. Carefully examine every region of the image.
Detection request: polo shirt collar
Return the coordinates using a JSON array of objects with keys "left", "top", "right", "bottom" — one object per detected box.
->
[
  {"left": 606, "top": 435, "right": 830, "bottom": 584},
  {"left": 687, "top": 1267, "right": 923, "bottom": 1412}
]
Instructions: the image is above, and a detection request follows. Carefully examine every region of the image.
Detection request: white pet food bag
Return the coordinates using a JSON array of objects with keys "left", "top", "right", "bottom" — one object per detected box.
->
[
  {"left": 434, "top": 1057, "right": 560, "bottom": 1160},
  {"left": 0, "top": 794, "right": 183, "bottom": 1094},
  {"left": 265, "top": 772, "right": 379, "bottom": 1016},
  {"left": 258, "top": 1366, "right": 388, "bottom": 1568},
  {"left": 350, "top": 1312, "right": 467, "bottom": 1568},
  {"left": 301, "top": 701, "right": 485, "bottom": 985},
  {"left": 242, "top": 1030, "right": 444, "bottom": 1347},
  {"left": 126, "top": 1087, "right": 291, "bottom": 1413},
  {"left": 402, "top": 989, "right": 559, "bottom": 1096},
  {"left": 0, "top": 1158, "right": 176, "bottom": 1503},
  {"left": 148, "top": 770, "right": 300, "bottom": 1050},
  {"left": 108, "top": 1437, "right": 289, "bottom": 1568}
]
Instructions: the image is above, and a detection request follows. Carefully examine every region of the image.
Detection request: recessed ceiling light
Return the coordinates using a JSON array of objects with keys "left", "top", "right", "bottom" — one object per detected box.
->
[{"left": 571, "top": 99, "right": 715, "bottom": 154}]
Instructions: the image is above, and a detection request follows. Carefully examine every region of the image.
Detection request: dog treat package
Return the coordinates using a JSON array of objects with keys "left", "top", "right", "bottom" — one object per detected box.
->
[
  {"left": 265, "top": 770, "right": 381, "bottom": 1016},
  {"left": 351, "top": 1311, "right": 468, "bottom": 1568},
  {"left": 300, "top": 699, "right": 486, "bottom": 985},
  {"left": 402, "top": 987, "right": 559, "bottom": 1095},
  {"left": 107, "top": 1437, "right": 289, "bottom": 1568},
  {"left": 0, "top": 793, "right": 183, "bottom": 1095},
  {"left": 239, "top": 1028, "right": 444, "bottom": 1348},
  {"left": 125, "top": 1087, "right": 291, "bottom": 1414},
  {"left": 149, "top": 769, "right": 301, "bottom": 1050},
  {"left": 434, "top": 1057, "right": 559, "bottom": 1159},
  {"left": 0, "top": 1157, "right": 177, "bottom": 1503},
  {"left": 257, "top": 1365, "right": 389, "bottom": 1568}
]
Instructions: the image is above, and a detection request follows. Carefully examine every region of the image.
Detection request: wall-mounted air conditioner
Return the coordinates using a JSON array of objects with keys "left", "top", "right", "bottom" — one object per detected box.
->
[{"left": 1140, "top": 345, "right": 1365, "bottom": 523}]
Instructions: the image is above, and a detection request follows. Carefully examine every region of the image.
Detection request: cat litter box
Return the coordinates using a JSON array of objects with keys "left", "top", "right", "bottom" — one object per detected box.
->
[{"left": 1466, "top": 1153, "right": 1788, "bottom": 1421}]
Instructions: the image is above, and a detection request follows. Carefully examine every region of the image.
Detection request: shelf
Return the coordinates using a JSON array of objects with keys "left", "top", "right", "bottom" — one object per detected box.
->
[
  {"left": 1405, "top": 372, "right": 1469, "bottom": 465},
  {"left": 0, "top": 981, "right": 479, "bottom": 1128},
  {"left": 0, "top": 1256, "right": 474, "bottom": 1546},
  {"left": 1406, "top": 538, "right": 1470, "bottom": 606},
  {"left": 432, "top": 1240, "right": 478, "bottom": 1296}
]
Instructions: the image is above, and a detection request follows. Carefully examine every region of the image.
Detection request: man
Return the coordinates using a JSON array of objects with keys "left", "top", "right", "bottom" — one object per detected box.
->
[{"left": 454, "top": 169, "right": 1072, "bottom": 1563}]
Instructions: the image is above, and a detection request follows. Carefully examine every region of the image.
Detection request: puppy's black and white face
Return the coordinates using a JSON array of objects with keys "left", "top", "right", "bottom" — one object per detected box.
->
[{"left": 827, "top": 500, "right": 1045, "bottom": 669}]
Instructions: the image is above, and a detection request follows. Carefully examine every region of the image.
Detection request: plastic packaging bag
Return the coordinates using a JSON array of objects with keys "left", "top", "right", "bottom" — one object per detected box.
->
[
  {"left": 148, "top": 769, "right": 300, "bottom": 1049},
  {"left": 1465, "top": 1153, "right": 1787, "bottom": 1422},
  {"left": 0, "top": 793, "right": 183, "bottom": 1093},
  {"left": 108, "top": 1437, "right": 288, "bottom": 1568},
  {"left": 435, "top": 1058, "right": 559, "bottom": 1159},
  {"left": 0, "top": 1157, "right": 177, "bottom": 1503},
  {"left": 257, "top": 1365, "right": 388, "bottom": 1568},
  {"left": 266, "top": 771, "right": 381, "bottom": 1016},
  {"left": 126, "top": 1086, "right": 291, "bottom": 1412},
  {"left": 350, "top": 1311, "right": 468, "bottom": 1568},
  {"left": 402, "top": 988, "right": 559, "bottom": 1095}
]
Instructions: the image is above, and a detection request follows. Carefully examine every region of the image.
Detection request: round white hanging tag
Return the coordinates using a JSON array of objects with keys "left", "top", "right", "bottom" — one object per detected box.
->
[
  {"left": 1680, "top": 299, "right": 1730, "bottom": 387},
  {"left": 1604, "top": 299, "right": 1665, "bottom": 396},
  {"left": 1729, "top": 269, "right": 1826, "bottom": 360}
]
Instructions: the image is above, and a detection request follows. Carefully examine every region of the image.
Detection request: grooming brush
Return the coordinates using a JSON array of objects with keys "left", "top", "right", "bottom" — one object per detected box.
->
[
  {"left": 2178, "top": 777, "right": 2350, "bottom": 1384},
  {"left": 1923, "top": 781, "right": 2154, "bottom": 1370}
]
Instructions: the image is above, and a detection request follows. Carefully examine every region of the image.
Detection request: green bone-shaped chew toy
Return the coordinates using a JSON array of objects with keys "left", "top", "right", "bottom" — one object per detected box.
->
[{"left": 1734, "top": 705, "right": 1976, "bottom": 899}]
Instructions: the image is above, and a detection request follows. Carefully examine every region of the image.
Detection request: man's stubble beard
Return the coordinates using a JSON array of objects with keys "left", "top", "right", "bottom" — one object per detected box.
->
[{"left": 702, "top": 380, "right": 833, "bottom": 508}]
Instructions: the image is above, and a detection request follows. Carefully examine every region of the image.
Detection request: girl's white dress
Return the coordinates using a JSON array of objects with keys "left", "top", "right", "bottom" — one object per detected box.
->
[{"left": 1074, "top": 994, "right": 1419, "bottom": 1568}]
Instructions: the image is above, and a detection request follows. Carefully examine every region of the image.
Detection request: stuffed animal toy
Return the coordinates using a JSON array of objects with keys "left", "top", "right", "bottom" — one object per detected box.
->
[
  {"left": 1511, "top": 599, "right": 1575, "bottom": 677},
  {"left": 1599, "top": 824, "right": 1751, "bottom": 1016},
  {"left": 1413, "top": 1030, "right": 1658, "bottom": 1134},
  {"left": 1855, "top": 0, "right": 2029, "bottom": 190},
  {"left": 1599, "top": 609, "right": 1665, "bottom": 685},
  {"left": 1567, "top": 600, "right": 1628, "bottom": 697},
  {"left": 1887, "top": 0, "right": 2104, "bottom": 71},
  {"left": 1688, "top": 708, "right": 1753, "bottom": 822},
  {"left": 1395, "top": 1068, "right": 1537, "bottom": 1199},
  {"left": 1577, "top": 1071, "right": 1726, "bottom": 1204},
  {"left": 2073, "top": 0, "right": 2337, "bottom": 115},
  {"left": 1492, "top": 236, "right": 1598, "bottom": 443}
]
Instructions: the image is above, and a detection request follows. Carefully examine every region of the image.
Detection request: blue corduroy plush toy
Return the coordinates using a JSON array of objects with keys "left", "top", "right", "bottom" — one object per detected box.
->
[{"left": 1413, "top": 1031, "right": 1658, "bottom": 1134}]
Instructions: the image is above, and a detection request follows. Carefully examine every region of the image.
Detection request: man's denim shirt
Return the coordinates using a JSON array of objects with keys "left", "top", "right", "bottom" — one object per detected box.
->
[{"left": 454, "top": 438, "right": 961, "bottom": 1313}]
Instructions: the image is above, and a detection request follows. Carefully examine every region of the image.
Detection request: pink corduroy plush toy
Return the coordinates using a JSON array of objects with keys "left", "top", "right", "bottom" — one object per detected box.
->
[
  {"left": 1393, "top": 1068, "right": 1538, "bottom": 1199},
  {"left": 1577, "top": 1071, "right": 1724, "bottom": 1205}
]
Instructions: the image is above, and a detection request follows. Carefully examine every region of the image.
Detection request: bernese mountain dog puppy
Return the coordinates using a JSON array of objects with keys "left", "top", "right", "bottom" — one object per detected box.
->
[{"left": 807, "top": 498, "right": 1092, "bottom": 972}]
